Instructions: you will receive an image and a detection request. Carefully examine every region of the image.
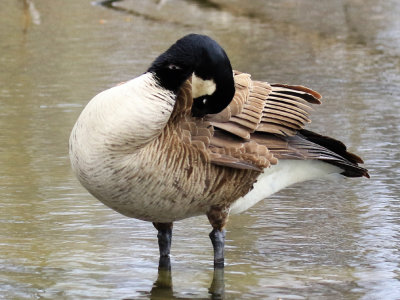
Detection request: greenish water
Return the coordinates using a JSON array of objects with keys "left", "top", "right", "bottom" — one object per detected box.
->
[{"left": 1, "top": 0, "right": 399, "bottom": 299}]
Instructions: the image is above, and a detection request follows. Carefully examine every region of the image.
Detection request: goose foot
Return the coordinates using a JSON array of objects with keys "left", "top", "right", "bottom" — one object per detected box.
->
[{"left": 153, "top": 222, "right": 173, "bottom": 268}]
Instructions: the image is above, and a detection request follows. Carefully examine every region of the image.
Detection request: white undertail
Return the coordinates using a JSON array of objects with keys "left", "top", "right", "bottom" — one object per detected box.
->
[{"left": 229, "top": 160, "right": 342, "bottom": 214}]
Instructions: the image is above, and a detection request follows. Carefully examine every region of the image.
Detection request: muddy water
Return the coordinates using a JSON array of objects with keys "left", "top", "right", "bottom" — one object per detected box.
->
[{"left": 1, "top": 0, "right": 399, "bottom": 299}]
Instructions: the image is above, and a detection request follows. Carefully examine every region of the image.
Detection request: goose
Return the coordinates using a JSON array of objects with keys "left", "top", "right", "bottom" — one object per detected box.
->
[{"left": 69, "top": 34, "right": 369, "bottom": 268}]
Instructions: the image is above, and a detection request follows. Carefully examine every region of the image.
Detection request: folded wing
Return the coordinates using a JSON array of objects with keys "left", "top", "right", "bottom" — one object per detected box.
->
[{"left": 174, "top": 71, "right": 368, "bottom": 178}]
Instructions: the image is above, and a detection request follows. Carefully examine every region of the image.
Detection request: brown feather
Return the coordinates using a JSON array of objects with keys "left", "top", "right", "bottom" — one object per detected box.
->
[{"left": 171, "top": 71, "right": 368, "bottom": 178}]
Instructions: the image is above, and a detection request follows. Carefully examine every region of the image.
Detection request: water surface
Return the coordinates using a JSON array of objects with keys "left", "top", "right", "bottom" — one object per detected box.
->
[{"left": 1, "top": 0, "right": 399, "bottom": 299}]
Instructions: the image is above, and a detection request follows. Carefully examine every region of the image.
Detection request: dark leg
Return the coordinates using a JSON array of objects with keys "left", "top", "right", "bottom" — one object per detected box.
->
[
  {"left": 158, "top": 255, "right": 171, "bottom": 270},
  {"left": 153, "top": 222, "right": 173, "bottom": 269},
  {"left": 209, "top": 229, "right": 226, "bottom": 268},
  {"left": 207, "top": 206, "right": 229, "bottom": 268}
]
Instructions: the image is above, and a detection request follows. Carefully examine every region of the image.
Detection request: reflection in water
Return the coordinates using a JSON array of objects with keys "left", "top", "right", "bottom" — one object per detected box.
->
[
  {"left": 22, "top": 0, "right": 40, "bottom": 33},
  {"left": 93, "top": 0, "right": 183, "bottom": 25},
  {"left": 149, "top": 266, "right": 174, "bottom": 300},
  {"left": 1, "top": 0, "right": 400, "bottom": 298},
  {"left": 208, "top": 269, "right": 224, "bottom": 300},
  {"left": 131, "top": 258, "right": 225, "bottom": 300}
]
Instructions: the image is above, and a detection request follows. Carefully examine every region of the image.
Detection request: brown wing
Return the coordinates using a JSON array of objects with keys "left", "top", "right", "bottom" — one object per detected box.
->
[
  {"left": 173, "top": 71, "right": 368, "bottom": 177},
  {"left": 171, "top": 76, "right": 277, "bottom": 172},
  {"left": 204, "top": 71, "right": 322, "bottom": 170},
  {"left": 207, "top": 71, "right": 321, "bottom": 137}
]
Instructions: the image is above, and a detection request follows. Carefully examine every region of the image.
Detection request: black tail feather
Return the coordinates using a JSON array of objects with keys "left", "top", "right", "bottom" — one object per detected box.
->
[{"left": 298, "top": 129, "right": 369, "bottom": 178}]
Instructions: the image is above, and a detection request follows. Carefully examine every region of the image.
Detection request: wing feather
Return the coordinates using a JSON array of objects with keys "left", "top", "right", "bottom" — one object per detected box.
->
[{"left": 172, "top": 72, "right": 368, "bottom": 177}]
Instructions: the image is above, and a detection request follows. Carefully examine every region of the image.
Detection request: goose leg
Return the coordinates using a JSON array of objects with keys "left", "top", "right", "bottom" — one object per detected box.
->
[
  {"left": 207, "top": 206, "right": 229, "bottom": 268},
  {"left": 153, "top": 222, "right": 173, "bottom": 269},
  {"left": 209, "top": 228, "right": 226, "bottom": 268}
]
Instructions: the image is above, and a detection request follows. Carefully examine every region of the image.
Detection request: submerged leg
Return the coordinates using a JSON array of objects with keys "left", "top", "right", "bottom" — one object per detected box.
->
[
  {"left": 209, "top": 267, "right": 225, "bottom": 299},
  {"left": 150, "top": 259, "right": 174, "bottom": 297},
  {"left": 153, "top": 222, "right": 173, "bottom": 269},
  {"left": 151, "top": 263, "right": 173, "bottom": 295},
  {"left": 207, "top": 206, "right": 229, "bottom": 268}
]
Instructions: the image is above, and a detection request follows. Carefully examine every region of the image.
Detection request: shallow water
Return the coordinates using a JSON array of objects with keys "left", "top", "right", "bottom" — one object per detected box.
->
[{"left": 1, "top": 0, "right": 399, "bottom": 299}]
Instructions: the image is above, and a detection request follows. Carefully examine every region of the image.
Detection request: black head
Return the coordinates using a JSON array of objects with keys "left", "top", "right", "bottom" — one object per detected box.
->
[{"left": 147, "top": 34, "right": 235, "bottom": 117}]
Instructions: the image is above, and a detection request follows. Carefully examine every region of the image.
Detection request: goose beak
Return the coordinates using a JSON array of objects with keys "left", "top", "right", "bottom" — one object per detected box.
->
[{"left": 191, "top": 106, "right": 206, "bottom": 118}]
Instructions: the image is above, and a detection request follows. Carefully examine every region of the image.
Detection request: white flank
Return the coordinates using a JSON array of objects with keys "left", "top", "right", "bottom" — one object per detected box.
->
[
  {"left": 192, "top": 73, "right": 216, "bottom": 98},
  {"left": 229, "top": 160, "right": 342, "bottom": 214}
]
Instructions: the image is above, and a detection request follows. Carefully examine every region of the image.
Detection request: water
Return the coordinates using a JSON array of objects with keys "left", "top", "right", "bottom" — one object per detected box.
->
[{"left": 1, "top": 0, "right": 399, "bottom": 299}]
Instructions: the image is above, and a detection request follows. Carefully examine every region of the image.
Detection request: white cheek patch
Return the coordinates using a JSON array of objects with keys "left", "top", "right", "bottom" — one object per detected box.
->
[{"left": 192, "top": 73, "right": 216, "bottom": 99}]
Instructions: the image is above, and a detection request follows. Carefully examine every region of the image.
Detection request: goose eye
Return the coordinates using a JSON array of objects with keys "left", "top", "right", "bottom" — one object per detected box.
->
[
  {"left": 202, "top": 98, "right": 207, "bottom": 105},
  {"left": 168, "top": 64, "right": 181, "bottom": 70}
]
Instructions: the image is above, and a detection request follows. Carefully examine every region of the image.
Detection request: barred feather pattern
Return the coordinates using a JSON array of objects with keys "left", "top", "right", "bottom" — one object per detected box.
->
[{"left": 70, "top": 70, "right": 368, "bottom": 224}]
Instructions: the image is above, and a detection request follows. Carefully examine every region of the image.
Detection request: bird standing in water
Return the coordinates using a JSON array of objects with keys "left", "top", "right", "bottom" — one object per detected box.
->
[{"left": 69, "top": 34, "right": 368, "bottom": 268}]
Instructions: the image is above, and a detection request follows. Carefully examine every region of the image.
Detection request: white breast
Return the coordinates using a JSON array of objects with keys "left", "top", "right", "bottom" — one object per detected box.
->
[
  {"left": 71, "top": 73, "right": 174, "bottom": 152},
  {"left": 229, "top": 160, "right": 342, "bottom": 214},
  {"left": 69, "top": 72, "right": 176, "bottom": 197}
]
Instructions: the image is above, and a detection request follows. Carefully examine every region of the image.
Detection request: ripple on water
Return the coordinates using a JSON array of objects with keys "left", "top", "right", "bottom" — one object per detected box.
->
[{"left": 1, "top": 0, "right": 400, "bottom": 299}]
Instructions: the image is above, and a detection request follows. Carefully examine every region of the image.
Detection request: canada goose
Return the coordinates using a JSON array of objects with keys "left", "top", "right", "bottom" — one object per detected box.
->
[{"left": 69, "top": 34, "right": 369, "bottom": 268}]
